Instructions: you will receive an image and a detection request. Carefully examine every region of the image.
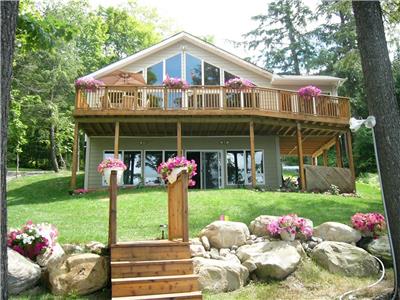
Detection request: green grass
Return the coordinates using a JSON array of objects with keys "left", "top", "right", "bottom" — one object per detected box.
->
[{"left": 7, "top": 171, "right": 383, "bottom": 244}]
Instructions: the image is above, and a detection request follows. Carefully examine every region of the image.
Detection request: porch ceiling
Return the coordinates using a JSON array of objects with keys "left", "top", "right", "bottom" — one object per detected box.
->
[{"left": 280, "top": 136, "right": 336, "bottom": 156}]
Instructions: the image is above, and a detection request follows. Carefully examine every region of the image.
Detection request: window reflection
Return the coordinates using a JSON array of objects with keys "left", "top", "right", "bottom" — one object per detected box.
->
[
  {"left": 226, "top": 151, "right": 245, "bottom": 185},
  {"left": 246, "top": 150, "right": 264, "bottom": 184},
  {"left": 166, "top": 54, "right": 182, "bottom": 78},
  {"left": 145, "top": 151, "right": 163, "bottom": 184},
  {"left": 186, "top": 54, "right": 202, "bottom": 85},
  {"left": 204, "top": 62, "right": 220, "bottom": 85},
  {"left": 224, "top": 71, "right": 237, "bottom": 83},
  {"left": 123, "top": 151, "right": 142, "bottom": 185},
  {"left": 147, "top": 61, "right": 163, "bottom": 85}
]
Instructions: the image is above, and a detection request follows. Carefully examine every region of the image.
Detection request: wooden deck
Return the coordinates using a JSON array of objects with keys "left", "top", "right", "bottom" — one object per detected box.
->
[{"left": 74, "top": 85, "right": 350, "bottom": 125}]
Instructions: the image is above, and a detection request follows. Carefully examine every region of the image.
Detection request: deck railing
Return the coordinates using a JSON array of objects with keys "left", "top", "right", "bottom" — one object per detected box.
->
[{"left": 75, "top": 85, "right": 350, "bottom": 121}]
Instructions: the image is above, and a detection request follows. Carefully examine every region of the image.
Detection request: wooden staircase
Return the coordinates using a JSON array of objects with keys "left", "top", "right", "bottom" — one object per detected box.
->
[{"left": 111, "top": 240, "right": 202, "bottom": 300}]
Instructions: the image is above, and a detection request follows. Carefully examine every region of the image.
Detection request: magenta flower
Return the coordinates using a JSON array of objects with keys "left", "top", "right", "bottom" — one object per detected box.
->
[
  {"left": 297, "top": 85, "right": 321, "bottom": 98},
  {"left": 266, "top": 214, "right": 313, "bottom": 240},
  {"left": 75, "top": 77, "right": 104, "bottom": 91},
  {"left": 97, "top": 158, "right": 127, "bottom": 174},
  {"left": 157, "top": 156, "right": 197, "bottom": 187},
  {"left": 163, "top": 75, "right": 189, "bottom": 89},
  {"left": 351, "top": 212, "right": 386, "bottom": 238},
  {"left": 225, "top": 77, "right": 255, "bottom": 89}
]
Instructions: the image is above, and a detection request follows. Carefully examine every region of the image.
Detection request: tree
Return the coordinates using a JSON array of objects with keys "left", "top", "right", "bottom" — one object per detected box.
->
[
  {"left": 1, "top": 1, "right": 19, "bottom": 299},
  {"left": 244, "top": 0, "right": 315, "bottom": 74},
  {"left": 352, "top": 1, "right": 400, "bottom": 298}
]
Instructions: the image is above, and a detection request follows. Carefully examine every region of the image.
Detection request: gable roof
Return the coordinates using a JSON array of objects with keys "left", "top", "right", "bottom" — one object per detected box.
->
[{"left": 85, "top": 31, "right": 275, "bottom": 80}]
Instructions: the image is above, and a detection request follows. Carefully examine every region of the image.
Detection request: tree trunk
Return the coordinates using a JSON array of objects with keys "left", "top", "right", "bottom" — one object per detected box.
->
[
  {"left": 352, "top": 1, "right": 400, "bottom": 298},
  {"left": 58, "top": 153, "right": 66, "bottom": 169},
  {"left": 16, "top": 152, "right": 19, "bottom": 178},
  {"left": 49, "top": 125, "right": 59, "bottom": 172},
  {"left": 1, "top": 2, "right": 19, "bottom": 299}
]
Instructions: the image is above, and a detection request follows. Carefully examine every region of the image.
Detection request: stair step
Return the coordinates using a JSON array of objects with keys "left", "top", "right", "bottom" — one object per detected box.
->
[
  {"left": 111, "top": 241, "right": 191, "bottom": 262},
  {"left": 112, "top": 291, "right": 202, "bottom": 300},
  {"left": 112, "top": 274, "right": 199, "bottom": 297},
  {"left": 111, "top": 259, "right": 194, "bottom": 278}
]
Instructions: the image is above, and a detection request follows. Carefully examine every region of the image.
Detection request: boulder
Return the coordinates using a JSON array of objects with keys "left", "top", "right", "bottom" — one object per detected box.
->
[
  {"left": 199, "top": 221, "right": 250, "bottom": 249},
  {"left": 193, "top": 257, "right": 249, "bottom": 293},
  {"left": 313, "top": 222, "right": 361, "bottom": 243},
  {"left": 61, "top": 244, "right": 84, "bottom": 255},
  {"left": 48, "top": 253, "right": 109, "bottom": 295},
  {"left": 8, "top": 248, "right": 41, "bottom": 295},
  {"left": 37, "top": 243, "right": 65, "bottom": 268},
  {"left": 367, "top": 235, "right": 392, "bottom": 266},
  {"left": 236, "top": 241, "right": 301, "bottom": 280},
  {"left": 311, "top": 241, "right": 379, "bottom": 277},
  {"left": 249, "top": 215, "right": 313, "bottom": 237},
  {"left": 190, "top": 244, "right": 206, "bottom": 258},
  {"left": 190, "top": 238, "right": 203, "bottom": 246},
  {"left": 201, "top": 236, "right": 211, "bottom": 251},
  {"left": 242, "top": 259, "right": 257, "bottom": 272},
  {"left": 85, "top": 241, "right": 107, "bottom": 255}
]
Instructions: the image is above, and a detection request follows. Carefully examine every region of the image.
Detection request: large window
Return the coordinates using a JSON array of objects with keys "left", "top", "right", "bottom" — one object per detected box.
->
[
  {"left": 204, "top": 62, "right": 220, "bottom": 85},
  {"left": 123, "top": 151, "right": 142, "bottom": 185},
  {"left": 144, "top": 151, "right": 163, "bottom": 185},
  {"left": 226, "top": 150, "right": 264, "bottom": 185},
  {"left": 147, "top": 61, "right": 163, "bottom": 85},
  {"left": 185, "top": 53, "right": 202, "bottom": 85},
  {"left": 166, "top": 54, "right": 181, "bottom": 78}
]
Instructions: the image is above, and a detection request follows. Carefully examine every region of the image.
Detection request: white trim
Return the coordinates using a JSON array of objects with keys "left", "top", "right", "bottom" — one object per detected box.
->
[{"left": 84, "top": 135, "right": 90, "bottom": 190}]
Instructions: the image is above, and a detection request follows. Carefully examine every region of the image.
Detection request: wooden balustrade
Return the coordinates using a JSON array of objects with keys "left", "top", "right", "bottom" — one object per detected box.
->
[{"left": 75, "top": 85, "right": 350, "bottom": 121}]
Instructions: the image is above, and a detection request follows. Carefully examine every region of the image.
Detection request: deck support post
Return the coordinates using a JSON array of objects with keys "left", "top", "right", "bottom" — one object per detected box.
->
[
  {"left": 177, "top": 121, "right": 182, "bottom": 156},
  {"left": 108, "top": 170, "right": 117, "bottom": 246},
  {"left": 114, "top": 122, "right": 120, "bottom": 159},
  {"left": 335, "top": 134, "right": 343, "bottom": 168},
  {"left": 296, "top": 123, "right": 306, "bottom": 191},
  {"left": 323, "top": 149, "right": 328, "bottom": 167},
  {"left": 249, "top": 121, "right": 256, "bottom": 188},
  {"left": 311, "top": 156, "right": 317, "bottom": 166},
  {"left": 70, "top": 122, "right": 79, "bottom": 189},
  {"left": 346, "top": 130, "right": 356, "bottom": 187}
]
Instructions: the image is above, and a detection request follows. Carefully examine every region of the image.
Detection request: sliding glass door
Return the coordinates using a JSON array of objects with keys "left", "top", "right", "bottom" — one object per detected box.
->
[{"left": 186, "top": 151, "right": 222, "bottom": 189}]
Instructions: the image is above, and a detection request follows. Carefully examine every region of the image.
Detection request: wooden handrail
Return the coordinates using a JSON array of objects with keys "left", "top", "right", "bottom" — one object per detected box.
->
[{"left": 108, "top": 170, "right": 117, "bottom": 246}]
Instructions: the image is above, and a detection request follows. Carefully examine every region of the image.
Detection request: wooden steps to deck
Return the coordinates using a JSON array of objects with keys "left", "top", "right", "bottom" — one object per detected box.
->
[{"left": 111, "top": 241, "right": 202, "bottom": 300}]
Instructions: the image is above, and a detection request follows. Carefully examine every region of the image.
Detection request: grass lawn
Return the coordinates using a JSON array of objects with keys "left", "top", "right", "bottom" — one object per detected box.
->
[{"left": 7, "top": 171, "right": 383, "bottom": 244}]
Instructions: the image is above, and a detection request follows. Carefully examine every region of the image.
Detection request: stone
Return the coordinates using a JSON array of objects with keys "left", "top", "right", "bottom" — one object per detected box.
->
[
  {"left": 313, "top": 222, "right": 361, "bottom": 244},
  {"left": 8, "top": 248, "right": 41, "bottom": 295},
  {"left": 200, "top": 221, "right": 250, "bottom": 249},
  {"left": 37, "top": 243, "right": 65, "bottom": 268},
  {"left": 201, "top": 236, "right": 211, "bottom": 251},
  {"left": 219, "top": 248, "right": 230, "bottom": 257},
  {"left": 190, "top": 244, "right": 206, "bottom": 257},
  {"left": 190, "top": 238, "right": 203, "bottom": 245},
  {"left": 48, "top": 253, "right": 109, "bottom": 295},
  {"left": 367, "top": 235, "right": 392, "bottom": 266},
  {"left": 242, "top": 259, "right": 257, "bottom": 272},
  {"left": 249, "top": 215, "right": 313, "bottom": 237},
  {"left": 193, "top": 257, "right": 249, "bottom": 293},
  {"left": 62, "top": 244, "right": 84, "bottom": 255},
  {"left": 236, "top": 241, "right": 301, "bottom": 280},
  {"left": 288, "top": 240, "right": 307, "bottom": 258},
  {"left": 250, "top": 235, "right": 257, "bottom": 240},
  {"left": 85, "top": 241, "right": 107, "bottom": 255},
  {"left": 221, "top": 253, "right": 241, "bottom": 264},
  {"left": 246, "top": 240, "right": 254, "bottom": 245},
  {"left": 231, "top": 245, "right": 238, "bottom": 251},
  {"left": 210, "top": 248, "right": 220, "bottom": 259},
  {"left": 311, "top": 241, "right": 380, "bottom": 277}
]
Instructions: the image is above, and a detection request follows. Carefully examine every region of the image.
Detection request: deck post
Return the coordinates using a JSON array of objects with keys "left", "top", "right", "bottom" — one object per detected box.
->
[
  {"left": 70, "top": 122, "right": 79, "bottom": 189},
  {"left": 114, "top": 122, "right": 120, "bottom": 159},
  {"left": 177, "top": 121, "right": 182, "bottom": 156},
  {"left": 346, "top": 130, "right": 356, "bottom": 187},
  {"left": 335, "top": 134, "right": 343, "bottom": 168},
  {"left": 323, "top": 149, "right": 328, "bottom": 167},
  {"left": 108, "top": 170, "right": 117, "bottom": 246},
  {"left": 296, "top": 123, "right": 306, "bottom": 191},
  {"left": 249, "top": 121, "right": 256, "bottom": 188},
  {"left": 311, "top": 156, "right": 317, "bottom": 166}
]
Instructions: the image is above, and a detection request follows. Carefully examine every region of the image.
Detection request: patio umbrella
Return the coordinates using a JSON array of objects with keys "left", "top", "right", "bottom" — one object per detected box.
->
[{"left": 98, "top": 71, "right": 146, "bottom": 85}]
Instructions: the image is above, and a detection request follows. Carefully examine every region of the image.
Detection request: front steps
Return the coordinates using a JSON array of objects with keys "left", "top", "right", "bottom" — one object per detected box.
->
[{"left": 111, "top": 241, "right": 202, "bottom": 299}]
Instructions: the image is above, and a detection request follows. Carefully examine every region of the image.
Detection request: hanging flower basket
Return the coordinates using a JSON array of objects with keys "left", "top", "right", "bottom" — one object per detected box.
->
[
  {"left": 163, "top": 75, "right": 189, "bottom": 89},
  {"left": 97, "top": 158, "right": 127, "bottom": 185},
  {"left": 75, "top": 77, "right": 104, "bottom": 92},
  {"left": 157, "top": 156, "right": 197, "bottom": 187},
  {"left": 297, "top": 85, "right": 321, "bottom": 99},
  {"left": 225, "top": 77, "right": 255, "bottom": 89}
]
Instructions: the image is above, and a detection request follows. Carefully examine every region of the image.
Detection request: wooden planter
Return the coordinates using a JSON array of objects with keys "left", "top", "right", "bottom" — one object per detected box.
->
[{"left": 167, "top": 170, "right": 189, "bottom": 242}]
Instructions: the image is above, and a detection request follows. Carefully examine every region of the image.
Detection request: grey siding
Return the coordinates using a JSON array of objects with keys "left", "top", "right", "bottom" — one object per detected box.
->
[{"left": 85, "top": 136, "right": 281, "bottom": 190}]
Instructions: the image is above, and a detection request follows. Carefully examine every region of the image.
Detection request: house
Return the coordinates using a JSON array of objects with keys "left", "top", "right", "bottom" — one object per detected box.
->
[{"left": 71, "top": 32, "right": 354, "bottom": 191}]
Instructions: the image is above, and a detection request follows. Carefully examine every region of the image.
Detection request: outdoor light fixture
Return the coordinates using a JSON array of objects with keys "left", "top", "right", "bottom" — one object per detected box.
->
[
  {"left": 342, "top": 116, "right": 398, "bottom": 300},
  {"left": 159, "top": 224, "right": 168, "bottom": 240}
]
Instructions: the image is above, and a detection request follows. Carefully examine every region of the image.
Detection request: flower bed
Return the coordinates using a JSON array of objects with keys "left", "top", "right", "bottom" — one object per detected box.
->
[
  {"left": 267, "top": 214, "right": 313, "bottom": 241},
  {"left": 157, "top": 156, "right": 197, "bottom": 186},
  {"left": 75, "top": 77, "right": 104, "bottom": 91},
  {"left": 163, "top": 75, "right": 189, "bottom": 89},
  {"left": 225, "top": 77, "right": 255, "bottom": 89},
  {"left": 7, "top": 221, "right": 58, "bottom": 261},
  {"left": 351, "top": 212, "right": 386, "bottom": 238}
]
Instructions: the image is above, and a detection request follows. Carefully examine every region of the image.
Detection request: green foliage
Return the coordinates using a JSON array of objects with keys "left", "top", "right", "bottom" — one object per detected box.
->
[{"left": 353, "top": 127, "right": 376, "bottom": 175}]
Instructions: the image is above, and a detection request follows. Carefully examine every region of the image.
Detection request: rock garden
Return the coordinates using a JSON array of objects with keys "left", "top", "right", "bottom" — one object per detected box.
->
[{"left": 7, "top": 211, "right": 393, "bottom": 299}]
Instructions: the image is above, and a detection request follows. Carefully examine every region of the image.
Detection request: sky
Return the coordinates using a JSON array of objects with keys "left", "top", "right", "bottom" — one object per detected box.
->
[{"left": 88, "top": 0, "right": 268, "bottom": 59}]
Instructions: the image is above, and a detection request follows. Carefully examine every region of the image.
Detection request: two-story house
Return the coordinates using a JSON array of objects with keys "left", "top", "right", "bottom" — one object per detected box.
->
[{"left": 70, "top": 32, "right": 354, "bottom": 191}]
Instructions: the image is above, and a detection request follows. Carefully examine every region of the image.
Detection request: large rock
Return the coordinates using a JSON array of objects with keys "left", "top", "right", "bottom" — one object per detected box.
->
[
  {"left": 37, "top": 243, "right": 65, "bottom": 268},
  {"left": 311, "top": 241, "right": 379, "bottom": 277},
  {"left": 367, "top": 235, "right": 392, "bottom": 266},
  {"left": 199, "top": 221, "right": 250, "bottom": 249},
  {"left": 249, "top": 215, "right": 313, "bottom": 237},
  {"left": 193, "top": 257, "right": 249, "bottom": 293},
  {"left": 236, "top": 241, "right": 301, "bottom": 280},
  {"left": 48, "top": 253, "right": 109, "bottom": 295},
  {"left": 8, "top": 248, "right": 41, "bottom": 295},
  {"left": 190, "top": 244, "right": 206, "bottom": 257},
  {"left": 313, "top": 222, "right": 361, "bottom": 243}
]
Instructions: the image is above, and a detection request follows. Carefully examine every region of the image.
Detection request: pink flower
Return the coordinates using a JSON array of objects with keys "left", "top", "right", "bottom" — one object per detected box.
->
[
  {"left": 351, "top": 212, "right": 386, "bottom": 238},
  {"left": 75, "top": 77, "right": 104, "bottom": 91},
  {"left": 225, "top": 77, "right": 255, "bottom": 89},
  {"left": 157, "top": 156, "right": 197, "bottom": 187},
  {"left": 97, "top": 158, "right": 127, "bottom": 174},
  {"left": 297, "top": 85, "right": 321, "bottom": 98},
  {"left": 163, "top": 75, "right": 189, "bottom": 89},
  {"left": 266, "top": 214, "right": 313, "bottom": 240}
]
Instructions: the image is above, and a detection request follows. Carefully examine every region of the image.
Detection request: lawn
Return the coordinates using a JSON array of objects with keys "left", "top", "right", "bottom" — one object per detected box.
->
[{"left": 7, "top": 171, "right": 383, "bottom": 244}]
